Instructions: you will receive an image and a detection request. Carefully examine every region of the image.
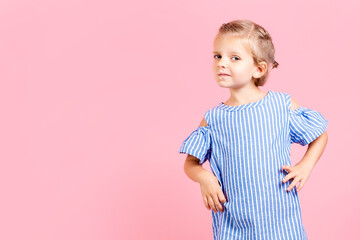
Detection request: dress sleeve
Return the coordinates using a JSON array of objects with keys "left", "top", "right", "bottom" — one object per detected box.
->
[
  {"left": 289, "top": 106, "right": 328, "bottom": 146},
  {"left": 178, "top": 125, "right": 212, "bottom": 164}
]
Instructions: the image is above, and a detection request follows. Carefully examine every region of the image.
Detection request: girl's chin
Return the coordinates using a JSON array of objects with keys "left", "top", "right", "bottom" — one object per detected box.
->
[
  {"left": 216, "top": 82, "right": 230, "bottom": 88},
  {"left": 216, "top": 78, "right": 227, "bottom": 82}
]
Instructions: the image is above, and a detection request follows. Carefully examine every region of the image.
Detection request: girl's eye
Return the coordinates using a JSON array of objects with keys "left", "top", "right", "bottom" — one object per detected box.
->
[{"left": 213, "top": 55, "right": 240, "bottom": 61}]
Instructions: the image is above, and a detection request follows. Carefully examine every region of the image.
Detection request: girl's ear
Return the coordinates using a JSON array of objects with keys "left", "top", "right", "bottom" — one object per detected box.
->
[{"left": 253, "top": 61, "right": 268, "bottom": 79}]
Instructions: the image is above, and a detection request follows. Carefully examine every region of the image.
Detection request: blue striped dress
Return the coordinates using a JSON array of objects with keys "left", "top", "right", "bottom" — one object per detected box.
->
[{"left": 178, "top": 90, "right": 328, "bottom": 240}]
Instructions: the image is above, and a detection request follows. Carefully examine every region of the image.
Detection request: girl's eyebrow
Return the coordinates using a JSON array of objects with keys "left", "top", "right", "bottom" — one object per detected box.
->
[{"left": 213, "top": 51, "right": 242, "bottom": 55}]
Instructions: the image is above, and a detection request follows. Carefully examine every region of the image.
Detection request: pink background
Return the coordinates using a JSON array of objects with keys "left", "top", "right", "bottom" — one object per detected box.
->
[{"left": 1, "top": 0, "right": 359, "bottom": 239}]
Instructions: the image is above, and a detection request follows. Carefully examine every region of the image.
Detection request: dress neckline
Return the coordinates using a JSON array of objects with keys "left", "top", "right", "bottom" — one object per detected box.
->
[{"left": 218, "top": 90, "right": 273, "bottom": 111}]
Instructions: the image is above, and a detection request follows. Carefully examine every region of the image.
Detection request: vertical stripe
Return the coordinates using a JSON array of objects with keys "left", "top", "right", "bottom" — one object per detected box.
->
[{"left": 236, "top": 110, "right": 251, "bottom": 239}]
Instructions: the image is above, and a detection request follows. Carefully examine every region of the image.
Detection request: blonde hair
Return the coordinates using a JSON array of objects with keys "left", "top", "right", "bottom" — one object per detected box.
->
[{"left": 216, "top": 19, "right": 279, "bottom": 87}]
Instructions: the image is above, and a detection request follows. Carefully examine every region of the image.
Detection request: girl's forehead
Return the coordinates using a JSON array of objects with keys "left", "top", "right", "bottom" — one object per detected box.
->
[{"left": 213, "top": 36, "right": 251, "bottom": 55}]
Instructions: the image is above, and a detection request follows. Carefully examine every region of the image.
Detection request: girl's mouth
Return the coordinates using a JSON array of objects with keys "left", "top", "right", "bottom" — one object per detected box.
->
[{"left": 218, "top": 73, "right": 230, "bottom": 76}]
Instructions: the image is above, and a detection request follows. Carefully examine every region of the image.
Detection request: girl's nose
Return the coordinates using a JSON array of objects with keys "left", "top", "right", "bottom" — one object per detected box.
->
[
  {"left": 217, "top": 59, "right": 228, "bottom": 68},
  {"left": 218, "top": 63, "right": 228, "bottom": 68}
]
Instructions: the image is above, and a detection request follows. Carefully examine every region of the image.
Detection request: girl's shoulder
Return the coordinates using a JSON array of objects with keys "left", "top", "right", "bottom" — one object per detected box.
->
[
  {"left": 269, "top": 90, "right": 292, "bottom": 108},
  {"left": 199, "top": 104, "right": 224, "bottom": 127},
  {"left": 270, "top": 89, "right": 291, "bottom": 98}
]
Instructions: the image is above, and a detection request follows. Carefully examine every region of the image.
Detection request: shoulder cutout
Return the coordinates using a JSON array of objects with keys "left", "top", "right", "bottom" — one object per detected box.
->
[
  {"left": 290, "top": 97, "right": 301, "bottom": 110},
  {"left": 199, "top": 116, "right": 208, "bottom": 127}
]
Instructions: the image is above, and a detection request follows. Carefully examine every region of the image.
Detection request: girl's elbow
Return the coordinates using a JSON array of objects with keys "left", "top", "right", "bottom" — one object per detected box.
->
[{"left": 322, "top": 130, "right": 328, "bottom": 141}]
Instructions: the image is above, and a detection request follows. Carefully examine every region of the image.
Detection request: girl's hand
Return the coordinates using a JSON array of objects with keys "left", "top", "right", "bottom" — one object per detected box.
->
[
  {"left": 282, "top": 162, "right": 313, "bottom": 192},
  {"left": 198, "top": 171, "right": 227, "bottom": 213}
]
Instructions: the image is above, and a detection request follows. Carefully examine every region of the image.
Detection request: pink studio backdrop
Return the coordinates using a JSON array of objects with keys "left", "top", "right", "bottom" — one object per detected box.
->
[{"left": 1, "top": 0, "right": 359, "bottom": 239}]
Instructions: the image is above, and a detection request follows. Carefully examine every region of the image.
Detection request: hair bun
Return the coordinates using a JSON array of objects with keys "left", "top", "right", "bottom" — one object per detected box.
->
[{"left": 273, "top": 60, "right": 279, "bottom": 68}]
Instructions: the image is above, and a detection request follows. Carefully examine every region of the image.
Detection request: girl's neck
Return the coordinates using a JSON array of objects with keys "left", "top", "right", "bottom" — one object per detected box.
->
[{"left": 225, "top": 86, "right": 267, "bottom": 106}]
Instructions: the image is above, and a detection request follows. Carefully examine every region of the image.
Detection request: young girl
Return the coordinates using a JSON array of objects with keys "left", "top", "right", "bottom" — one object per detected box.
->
[{"left": 178, "top": 19, "right": 328, "bottom": 240}]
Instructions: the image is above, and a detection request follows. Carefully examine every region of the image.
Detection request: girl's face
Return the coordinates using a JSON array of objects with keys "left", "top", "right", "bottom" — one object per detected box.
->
[{"left": 212, "top": 34, "right": 261, "bottom": 89}]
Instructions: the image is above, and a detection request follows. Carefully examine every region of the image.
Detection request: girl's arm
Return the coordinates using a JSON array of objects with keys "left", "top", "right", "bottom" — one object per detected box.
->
[
  {"left": 184, "top": 154, "right": 226, "bottom": 212},
  {"left": 282, "top": 98, "right": 329, "bottom": 192},
  {"left": 183, "top": 117, "right": 215, "bottom": 184},
  {"left": 183, "top": 154, "right": 212, "bottom": 183},
  {"left": 282, "top": 130, "right": 328, "bottom": 192},
  {"left": 289, "top": 97, "right": 329, "bottom": 169},
  {"left": 183, "top": 117, "right": 227, "bottom": 212},
  {"left": 298, "top": 130, "right": 328, "bottom": 170}
]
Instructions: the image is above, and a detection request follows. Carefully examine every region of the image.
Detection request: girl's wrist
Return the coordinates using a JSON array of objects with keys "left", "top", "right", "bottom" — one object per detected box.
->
[
  {"left": 197, "top": 169, "right": 213, "bottom": 184},
  {"left": 298, "top": 159, "right": 315, "bottom": 171}
]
